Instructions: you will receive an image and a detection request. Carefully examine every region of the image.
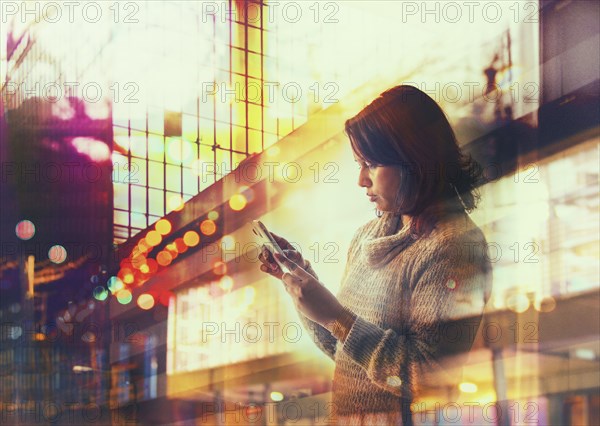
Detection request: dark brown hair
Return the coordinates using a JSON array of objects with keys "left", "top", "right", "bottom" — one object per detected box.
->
[{"left": 344, "top": 85, "right": 484, "bottom": 237}]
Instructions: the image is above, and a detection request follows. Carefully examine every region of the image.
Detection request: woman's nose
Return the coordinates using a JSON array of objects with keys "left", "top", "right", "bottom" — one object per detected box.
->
[{"left": 357, "top": 169, "right": 371, "bottom": 188}]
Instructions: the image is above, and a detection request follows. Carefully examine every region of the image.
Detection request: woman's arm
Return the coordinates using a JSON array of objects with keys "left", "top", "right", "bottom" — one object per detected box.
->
[
  {"left": 339, "top": 238, "right": 492, "bottom": 396},
  {"left": 293, "top": 254, "right": 353, "bottom": 361},
  {"left": 293, "top": 226, "right": 367, "bottom": 361}
]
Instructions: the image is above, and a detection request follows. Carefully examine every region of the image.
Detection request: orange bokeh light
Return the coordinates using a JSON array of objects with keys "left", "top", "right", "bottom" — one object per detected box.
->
[
  {"left": 120, "top": 258, "right": 133, "bottom": 270},
  {"left": 145, "top": 258, "right": 159, "bottom": 274},
  {"left": 213, "top": 261, "right": 227, "bottom": 275},
  {"left": 155, "top": 219, "right": 172, "bottom": 235},
  {"left": 137, "top": 293, "right": 155, "bottom": 310},
  {"left": 174, "top": 238, "right": 188, "bottom": 253},
  {"left": 146, "top": 230, "right": 162, "bottom": 247},
  {"left": 118, "top": 267, "right": 133, "bottom": 280},
  {"left": 156, "top": 251, "right": 173, "bottom": 266},
  {"left": 137, "top": 238, "right": 151, "bottom": 254},
  {"left": 200, "top": 220, "right": 216, "bottom": 236},
  {"left": 183, "top": 231, "right": 200, "bottom": 247},
  {"left": 131, "top": 254, "right": 146, "bottom": 269}
]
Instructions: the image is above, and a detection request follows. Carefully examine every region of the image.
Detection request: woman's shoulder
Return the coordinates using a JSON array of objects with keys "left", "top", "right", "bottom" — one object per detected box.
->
[
  {"left": 420, "top": 211, "right": 489, "bottom": 260},
  {"left": 434, "top": 211, "right": 486, "bottom": 241}
]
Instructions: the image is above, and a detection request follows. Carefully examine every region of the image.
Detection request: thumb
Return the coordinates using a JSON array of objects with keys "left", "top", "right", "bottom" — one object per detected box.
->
[{"left": 274, "top": 252, "right": 310, "bottom": 281}]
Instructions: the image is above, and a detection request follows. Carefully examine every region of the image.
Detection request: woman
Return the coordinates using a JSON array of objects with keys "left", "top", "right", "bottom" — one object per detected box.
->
[{"left": 259, "top": 85, "right": 493, "bottom": 425}]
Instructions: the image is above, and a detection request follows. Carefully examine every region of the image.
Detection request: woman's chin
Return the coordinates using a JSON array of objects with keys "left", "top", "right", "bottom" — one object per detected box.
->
[{"left": 375, "top": 202, "right": 389, "bottom": 211}]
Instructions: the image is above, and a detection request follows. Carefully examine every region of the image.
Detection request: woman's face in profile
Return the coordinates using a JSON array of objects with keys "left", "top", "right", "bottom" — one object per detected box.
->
[{"left": 353, "top": 151, "right": 403, "bottom": 212}]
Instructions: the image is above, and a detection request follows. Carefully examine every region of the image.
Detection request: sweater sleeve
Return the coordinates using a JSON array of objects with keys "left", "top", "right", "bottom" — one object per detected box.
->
[
  {"left": 294, "top": 225, "right": 367, "bottom": 361},
  {"left": 340, "top": 238, "right": 492, "bottom": 397}
]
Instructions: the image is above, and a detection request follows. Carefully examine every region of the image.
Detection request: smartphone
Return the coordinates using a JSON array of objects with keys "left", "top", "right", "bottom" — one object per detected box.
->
[{"left": 251, "top": 220, "right": 289, "bottom": 273}]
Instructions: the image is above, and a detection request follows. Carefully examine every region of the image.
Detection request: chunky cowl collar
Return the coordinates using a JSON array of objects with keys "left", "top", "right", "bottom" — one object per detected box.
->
[{"left": 361, "top": 211, "right": 418, "bottom": 268}]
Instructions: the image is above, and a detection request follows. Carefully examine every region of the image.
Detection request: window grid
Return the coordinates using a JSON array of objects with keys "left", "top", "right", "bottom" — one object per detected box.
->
[{"left": 113, "top": 1, "right": 309, "bottom": 245}]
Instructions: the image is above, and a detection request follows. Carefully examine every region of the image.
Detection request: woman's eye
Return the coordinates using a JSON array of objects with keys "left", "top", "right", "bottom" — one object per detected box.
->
[{"left": 356, "top": 161, "right": 377, "bottom": 170}]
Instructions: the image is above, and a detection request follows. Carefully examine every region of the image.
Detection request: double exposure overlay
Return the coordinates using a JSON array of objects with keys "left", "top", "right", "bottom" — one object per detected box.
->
[{"left": 0, "top": 1, "right": 598, "bottom": 425}]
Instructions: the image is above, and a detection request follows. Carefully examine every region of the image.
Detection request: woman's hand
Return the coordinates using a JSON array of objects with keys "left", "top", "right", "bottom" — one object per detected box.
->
[
  {"left": 273, "top": 252, "right": 346, "bottom": 328},
  {"left": 257, "top": 232, "right": 344, "bottom": 327},
  {"left": 257, "top": 231, "right": 310, "bottom": 280}
]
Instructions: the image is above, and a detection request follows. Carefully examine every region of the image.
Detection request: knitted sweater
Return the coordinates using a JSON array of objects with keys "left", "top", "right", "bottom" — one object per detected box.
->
[{"left": 299, "top": 209, "right": 493, "bottom": 425}]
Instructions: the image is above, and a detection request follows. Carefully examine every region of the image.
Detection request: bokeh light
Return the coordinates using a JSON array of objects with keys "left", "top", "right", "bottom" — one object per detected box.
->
[
  {"left": 174, "top": 238, "right": 188, "bottom": 253},
  {"left": 219, "top": 275, "right": 233, "bottom": 291},
  {"left": 107, "top": 276, "right": 125, "bottom": 294},
  {"left": 155, "top": 219, "right": 172, "bottom": 235},
  {"left": 213, "top": 261, "right": 227, "bottom": 275},
  {"left": 122, "top": 271, "right": 135, "bottom": 285},
  {"left": 221, "top": 235, "right": 235, "bottom": 250},
  {"left": 270, "top": 391, "right": 284, "bottom": 402},
  {"left": 146, "top": 230, "right": 162, "bottom": 247},
  {"left": 166, "top": 138, "right": 193, "bottom": 163},
  {"left": 166, "top": 242, "right": 178, "bottom": 254},
  {"left": 15, "top": 220, "right": 35, "bottom": 240},
  {"left": 239, "top": 185, "right": 255, "bottom": 203},
  {"left": 93, "top": 286, "right": 108, "bottom": 301},
  {"left": 145, "top": 258, "right": 159, "bottom": 274},
  {"left": 506, "top": 293, "right": 530, "bottom": 313},
  {"left": 534, "top": 295, "right": 557, "bottom": 313},
  {"left": 137, "top": 238, "right": 152, "bottom": 254},
  {"left": 459, "top": 382, "right": 478, "bottom": 393},
  {"left": 207, "top": 210, "right": 219, "bottom": 221},
  {"left": 48, "top": 245, "right": 67, "bottom": 264},
  {"left": 137, "top": 293, "right": 155, "bottom": 310},
  {"left": 183, "top": 230, "right": 200, "bottom": 247},
  {"left": 131, "top": 254, "right": 146, "bottom": 270},
  {"left": 200, "top": 220, "right": 216, "bottom": 236},
  {"left": 116, "top": 289, "right": 133, "bottom": 305},
  {"left": 156, "top": 251, "right": 173, "bottom": 266},
  {"left": 168, "top": 194, "right": 184, "bottom": 212},
  {"left": 229, "top": 193, "right": 247, "bottom": 211},
  {"left": 71, "top": 137, "right": 110, "bottom": 162}
]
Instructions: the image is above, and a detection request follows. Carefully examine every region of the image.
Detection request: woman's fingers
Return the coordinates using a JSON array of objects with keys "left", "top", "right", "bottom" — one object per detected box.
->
[
  {"left": 258, "top": 246, "right": 275, "bottom": 265},
  {"left": 270, "top": 232, "right": 292, "bottom": 250},
  {"left": 266, "top": 233, "right": 306, "bottom": 266},
  {"left": 274, "top": 253, "right": 311, "bottom": 284},
  {"left": 258, "top": 249, "right": 280, "bottom": 272},
  {"left": 282, "top": 249, "right": 303, "bottom": 265}
]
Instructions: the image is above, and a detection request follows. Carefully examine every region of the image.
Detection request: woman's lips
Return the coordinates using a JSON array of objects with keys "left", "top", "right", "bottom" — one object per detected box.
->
[{"left": 369, "top": 195, "right": 377, "bottom": 202}]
